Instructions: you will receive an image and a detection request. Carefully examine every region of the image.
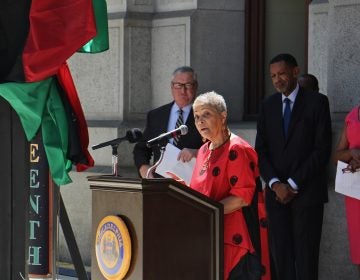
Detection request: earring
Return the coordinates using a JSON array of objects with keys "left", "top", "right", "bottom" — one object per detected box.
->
[{"left": 223, "top": 126, "right": 229, "bottom": 138}]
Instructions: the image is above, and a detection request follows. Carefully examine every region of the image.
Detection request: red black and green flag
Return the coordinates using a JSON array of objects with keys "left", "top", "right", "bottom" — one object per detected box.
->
[{"left": 0, "top": 0, "right": 109, "bottom": 185}]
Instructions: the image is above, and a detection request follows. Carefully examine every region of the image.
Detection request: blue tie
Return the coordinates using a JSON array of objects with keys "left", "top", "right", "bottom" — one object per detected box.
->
[{"left": 283, "top": 98, "right": 291, "bottom": 137}]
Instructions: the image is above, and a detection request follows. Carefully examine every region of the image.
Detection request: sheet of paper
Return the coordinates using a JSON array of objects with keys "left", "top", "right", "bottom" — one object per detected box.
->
[
  {"left": 155, "top": 143, "right": 195, "bottom": 185},
  {"left": 335, "top": 160, "right": 360, "bottom": 200}
]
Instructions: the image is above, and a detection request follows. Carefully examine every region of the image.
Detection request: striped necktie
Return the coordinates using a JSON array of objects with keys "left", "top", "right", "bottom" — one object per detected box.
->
[{"left": 173, "top": 109, "right": 183, "bottom": 146}]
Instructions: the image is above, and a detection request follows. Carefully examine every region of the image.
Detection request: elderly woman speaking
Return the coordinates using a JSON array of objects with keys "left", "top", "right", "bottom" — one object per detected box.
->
[{"left": 189, "top": 91, "right": 265, "bottom": 279}]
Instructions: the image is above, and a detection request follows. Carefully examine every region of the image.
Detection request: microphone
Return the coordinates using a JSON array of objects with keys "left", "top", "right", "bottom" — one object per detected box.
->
[
  {"left": 92, "top": 128, "right": 143, "bottom": 150},
  {"left": 146, "top": 125, "right": 188, "bottom": 148}
]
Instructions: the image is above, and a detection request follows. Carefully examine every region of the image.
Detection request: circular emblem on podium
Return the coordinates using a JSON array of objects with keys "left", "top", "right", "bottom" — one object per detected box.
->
[{"left": 95, "top": 215, "right": 132, "bottom": 280}]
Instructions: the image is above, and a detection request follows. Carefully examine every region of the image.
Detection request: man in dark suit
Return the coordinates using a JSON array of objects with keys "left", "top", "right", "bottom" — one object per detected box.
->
[
  {"left": 255, "top": 53, "right": 332, "bottom": 280},
  {"left": 133, "top": 66, "right": 203, "bottom": 178},
  {"left": 298, "top": 73, "right": 320, "bottom": 92}
]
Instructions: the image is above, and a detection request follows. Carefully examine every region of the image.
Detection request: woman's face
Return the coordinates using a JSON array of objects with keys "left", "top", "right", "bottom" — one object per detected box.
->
[{"left": 193, "top": 104, "right": 226, "bottom": 142}]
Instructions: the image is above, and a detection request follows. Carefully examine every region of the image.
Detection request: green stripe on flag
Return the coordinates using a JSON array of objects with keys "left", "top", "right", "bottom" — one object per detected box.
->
[
  {"left": 78, "top": 0, "right": 109, "bottom": 53},
  {"left": 0, "top": 78, "right": 72, "bottom": 185}
]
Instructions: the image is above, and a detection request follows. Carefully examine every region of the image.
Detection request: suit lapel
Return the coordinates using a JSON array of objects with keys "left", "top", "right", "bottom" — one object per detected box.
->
[
  {"left": 286, "top": 89, "right": 305, "bottom": 142},
  {"left": 178, "top": 107, "right": 195, "bottom": 147},
  {"left": 162, "top": 102, "right": 173, "bottom": 132},
  {"left": 273, "top": 93, "right": 286, "bottom": 144},
  {"left": 185, "top": 108, "right": 195, "bottom": 127}
]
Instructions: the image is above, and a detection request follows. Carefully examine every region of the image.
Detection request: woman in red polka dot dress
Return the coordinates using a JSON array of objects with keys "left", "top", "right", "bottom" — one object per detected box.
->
[{"left": 189, "top": 91, "right": 270, "bottom": 280}]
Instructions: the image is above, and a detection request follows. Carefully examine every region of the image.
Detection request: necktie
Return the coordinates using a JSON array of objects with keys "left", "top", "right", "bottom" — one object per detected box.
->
[
  {"left": 173, "top": 109, "right": 183, "bottom": 146},
  {"left": 283, "top": 98, "right": 291, "bottom": 137}
]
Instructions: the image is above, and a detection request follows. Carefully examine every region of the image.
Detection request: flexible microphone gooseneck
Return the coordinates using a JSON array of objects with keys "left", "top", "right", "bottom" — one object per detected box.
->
[
  {"left": 92, "top": 128, "right": 143, "bottom": 150},
  {"left": 146, "top": 125, "right": 188, "bottom": 148}
]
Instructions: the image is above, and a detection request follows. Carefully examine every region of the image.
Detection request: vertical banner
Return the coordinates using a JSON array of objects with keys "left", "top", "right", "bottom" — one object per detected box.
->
[{"left": 28, "top": 132, "right": 52, "bottom": 276}]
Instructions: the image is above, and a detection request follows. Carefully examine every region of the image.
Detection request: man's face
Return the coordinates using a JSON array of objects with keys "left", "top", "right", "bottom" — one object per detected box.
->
[
  {"left": 171, "top": 72, "right": 197, "bottom": 108},
  {"left": 270, "top": 61, "right": 299, "bottom": 96}
]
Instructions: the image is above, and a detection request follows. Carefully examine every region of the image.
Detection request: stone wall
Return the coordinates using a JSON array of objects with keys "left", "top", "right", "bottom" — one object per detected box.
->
[
  {"left": 309, "top": 0, "right": 360, "bottom": 120},
  {"left": 59, "top": 0, "right": 246, "bottom": 268},
  {"left": 56, "top": 1, "right": 360, "bottom": 279}
]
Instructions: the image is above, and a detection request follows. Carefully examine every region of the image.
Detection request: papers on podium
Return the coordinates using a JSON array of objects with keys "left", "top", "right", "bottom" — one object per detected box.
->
[
  {"left": 335, "top": 160, "right": 360, "bottom": 200},
  {"left": 155, "top": 143, "right": 195, "bottom": 186}
]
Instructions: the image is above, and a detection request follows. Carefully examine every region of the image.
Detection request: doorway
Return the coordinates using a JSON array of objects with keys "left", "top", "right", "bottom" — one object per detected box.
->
[{"left": 244, "top": 0, "right": 309, "bottom": 119}]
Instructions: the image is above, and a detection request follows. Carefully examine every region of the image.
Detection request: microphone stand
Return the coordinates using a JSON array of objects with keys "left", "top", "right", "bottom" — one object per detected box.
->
[
  {"left": 111, "top": 144, "right": 119, "bottom": 176},
  {"left": 146, "top": 144, "right": 166, "bottom": 179},
  {"left": 93, "top": 137, "right": 128, "bottom": 177}
]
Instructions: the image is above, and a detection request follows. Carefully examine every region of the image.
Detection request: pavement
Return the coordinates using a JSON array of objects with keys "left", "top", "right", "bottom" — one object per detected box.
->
[
  {"left": 56, "top": 276, "right": 77, "bottom": 280},
  {"left": 55, "top": 264, "right": 91, "bottom": 280}
]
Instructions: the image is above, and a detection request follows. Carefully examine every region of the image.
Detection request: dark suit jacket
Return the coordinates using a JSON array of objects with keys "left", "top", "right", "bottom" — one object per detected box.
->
[
  {"left": 133, "top": 102, "right": 203, "bottom": 170},
  {"left": 255, "top": 87, "right": 332, "bottom": 207}
]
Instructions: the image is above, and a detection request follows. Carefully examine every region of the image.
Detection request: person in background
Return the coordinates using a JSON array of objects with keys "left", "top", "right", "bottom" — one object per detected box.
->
[
  {"left": 188, "top": 91, "right": 269, "bottom": 280},
  {"left": 298, "top": 73, "right": 319, "bottom": 92},
  {"left": 255, "top": 53, "right": 332, "bottom": 280},
  {"left": 334, "top": 105, "right": 360, "bottom": 277},
  {"left": 133, "top": 66, "right": 203, "bottom": 178}
]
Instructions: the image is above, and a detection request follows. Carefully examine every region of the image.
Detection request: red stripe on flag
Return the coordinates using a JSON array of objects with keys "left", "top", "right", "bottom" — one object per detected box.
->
[
  {"left": 57, "top": 63, "right": 94, "bottom": 171},
  {"left": 23, "top": 0, "right": 97, "bottom": 82}
]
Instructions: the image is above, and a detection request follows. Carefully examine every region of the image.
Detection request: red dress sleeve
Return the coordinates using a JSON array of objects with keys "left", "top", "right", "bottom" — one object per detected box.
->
[{"left": 228, "top": 143, "right": 258, "bottom": 204}]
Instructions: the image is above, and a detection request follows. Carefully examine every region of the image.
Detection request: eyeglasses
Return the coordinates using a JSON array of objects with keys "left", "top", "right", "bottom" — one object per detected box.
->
[{"left": 171, "top": 82, "right": 196, "bottom": 90}]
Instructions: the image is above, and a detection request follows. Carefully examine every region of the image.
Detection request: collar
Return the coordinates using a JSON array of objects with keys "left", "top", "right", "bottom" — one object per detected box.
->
[
  {"left": 171, "top": 103, "right": 192, "bottom": 115},
  {"left": 282, "top": 83, "right": 299, "bottom": 103}
]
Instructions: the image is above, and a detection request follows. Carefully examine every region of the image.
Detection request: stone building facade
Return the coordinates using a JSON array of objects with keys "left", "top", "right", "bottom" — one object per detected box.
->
[{"left": 59, "top": 1, "right": 360, "bottom": 279}]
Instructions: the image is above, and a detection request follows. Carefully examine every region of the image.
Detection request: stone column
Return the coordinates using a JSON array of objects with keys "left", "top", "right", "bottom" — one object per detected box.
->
[
  {"left": 308, "top": 0, "right": 330, "bottom": 95},
  {"left": 310, "top": 0, "right": 360, "bottom": 119}
]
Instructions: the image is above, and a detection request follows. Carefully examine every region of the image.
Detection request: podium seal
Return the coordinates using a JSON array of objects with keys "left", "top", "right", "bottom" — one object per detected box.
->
[{"left": 95, "top": 215, "right": 132, "bottom": 280}]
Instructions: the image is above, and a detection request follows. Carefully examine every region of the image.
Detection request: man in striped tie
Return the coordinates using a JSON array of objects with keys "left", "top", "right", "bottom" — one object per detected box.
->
[{"left": 133, "top": 66, "right": 203, "bottom": 178}]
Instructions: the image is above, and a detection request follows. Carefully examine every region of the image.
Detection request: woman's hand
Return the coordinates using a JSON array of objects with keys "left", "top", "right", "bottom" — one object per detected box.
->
[
  {"left": 220, "top": 195, "right": 248, "bottom": 214},
  {"left": 166, "top": 171, "right": 187, "bottom": 186},
  {"left": 177, "top": 148, "right": 198, "bottom": 162},
  {"left": 348, "top": 159, "right": 360, "bottom": 171},
  {"left": 347, "top": 149, "right": 360, "bottom": 171},
  {"left": 350, "top": 148, "right": 360, "bottom": 162}
]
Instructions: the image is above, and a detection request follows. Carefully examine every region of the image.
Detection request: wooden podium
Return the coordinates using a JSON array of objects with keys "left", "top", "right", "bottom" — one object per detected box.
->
[{"left": 89, "top": 176, "right": 224, "bottom": 280}]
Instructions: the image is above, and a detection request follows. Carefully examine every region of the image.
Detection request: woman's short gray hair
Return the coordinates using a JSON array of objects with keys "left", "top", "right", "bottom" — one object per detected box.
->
[{"left": 193, "top": 91, "right": 227, "bottom": 113}]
